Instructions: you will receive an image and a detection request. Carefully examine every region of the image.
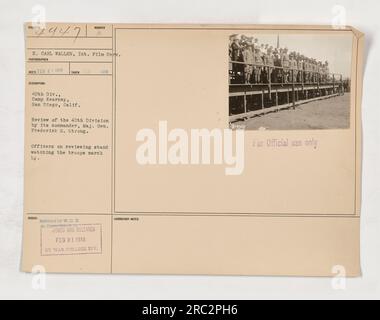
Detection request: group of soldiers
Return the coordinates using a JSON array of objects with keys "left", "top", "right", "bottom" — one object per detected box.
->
[{"left": 229, "top": 34, "right": 332, "bottom": 85}]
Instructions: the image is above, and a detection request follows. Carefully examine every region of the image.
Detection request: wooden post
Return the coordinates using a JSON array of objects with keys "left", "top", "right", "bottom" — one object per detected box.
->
[
  {"left": 261, "top": 89, "right": 265, "bottom": 109},
  {"left": 282, "top": 67, "right": 284, "bottom": 86},
  {"left": 287, "top": 89, "right": 290, "bottom": 105},
  {"left": 317, "top": 73, "right": 320, "bottom": 95},
  {"left": 292, "top": 70, "right": 296, "bottom": 109},
  {"left": 275, "top": 89, "right": 278, "bottom": 106},
  {"left": 268, "top": 67, "right": 272, "bottom": 97},
  {"left": 229, "top": 61, "right": 231, "bottom": 85},
  {"left": 333, "top": 74, "right": 335, "bottom": 93},
  {"left": 243, "top": 91, "right": 247, "bottom": 114}
]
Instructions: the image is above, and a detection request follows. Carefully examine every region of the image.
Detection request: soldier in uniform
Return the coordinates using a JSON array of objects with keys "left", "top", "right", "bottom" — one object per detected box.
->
[
  {"left": 317, "top": 61, "right": 323, "bottom": 84},
  {"left": 304, "top": 58, "right": 310, "bottom": 83},
  {"left": 297, "top": 54, "right": 304, "bottom": 83},
  {"left": 230, "top": 34, "right": 243, "bottom": 83},
  {"left": 312, "top": 59, "right": 317, "bottom": 83},
  {"left": 273, "top": 48, "right": 281, "bottom": 83},
  {"left": 266, "top": 46, "right": 275, "bottom": 83},
  {"left": 324, "top": 61, "right": 330, "bottom": 82},
  {"left": 322, "top": 62, "right": 328, "bottom": 83},
  {"left": 264, "top": 44, "right": 269, "bottom": 59},
  {"left": 309, "top": 59, "right": 314, "bottom": 83},
  {"left": 253, "top": 37, "right": 259, "bottom": 51},
  {"left": 253, "top": 47, "right": 264, "bottom": 83},
  {"left": 289, "top": 53, "right": 298, "bottom": 83},
  {"left": 242, "top": 40, "right": 254, "bottom": 84},
  {"left": 313, "top": 59, "right": 318, "bottom": 83},
  {"left": 310, "top": 59, "right": 314, "bottom": 83},
  {"left": 262, "top": 46, "right": 269, "bottom": 83},
  {"left": 229, "top": 34, "right": 235, "bottom": 82},
  {"left": 260, "top": 43, "right": 265, "bottom": 58},
  {"left": 281, "top": 47, "right": 290, "bottom": 83}
]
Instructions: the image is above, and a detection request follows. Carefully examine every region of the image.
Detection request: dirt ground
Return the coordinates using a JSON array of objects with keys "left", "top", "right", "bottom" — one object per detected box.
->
[{"left": 234, "top": 93, "right": 351, "bottom": 130}]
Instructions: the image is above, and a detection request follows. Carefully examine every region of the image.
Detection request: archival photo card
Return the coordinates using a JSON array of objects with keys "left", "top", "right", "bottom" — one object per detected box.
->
[{"left": 22, "top": 24, "right": 364, "bottom": 276}]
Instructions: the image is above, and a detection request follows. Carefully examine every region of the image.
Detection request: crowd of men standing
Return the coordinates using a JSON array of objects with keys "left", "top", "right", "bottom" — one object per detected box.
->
[{"left": 229, "top": 34, "right": 333, "bottom": 85}]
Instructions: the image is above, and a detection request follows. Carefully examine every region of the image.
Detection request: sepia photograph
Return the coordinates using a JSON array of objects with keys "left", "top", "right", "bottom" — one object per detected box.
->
[{"left": 229, "top": 33, "right": 353, "bottom": 130}]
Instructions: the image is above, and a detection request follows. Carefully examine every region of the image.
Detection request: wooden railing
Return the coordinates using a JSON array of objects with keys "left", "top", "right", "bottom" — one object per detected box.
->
[
  {"left": 229, "top": 60, "right": 342, "bottom": 87},
  {"left": 229, "top": 60, "right": 345, "bottom": 121}
]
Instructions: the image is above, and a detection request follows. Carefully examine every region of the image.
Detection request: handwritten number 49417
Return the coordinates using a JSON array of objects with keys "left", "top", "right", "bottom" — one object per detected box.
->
[{"left": 35, "top": 25, "right": 82, "bottom": 41}]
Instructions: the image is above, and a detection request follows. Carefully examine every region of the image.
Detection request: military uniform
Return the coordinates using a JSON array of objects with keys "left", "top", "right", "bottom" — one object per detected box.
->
[
  {"left": 229, "top": 34, "right": 337, "bottom": 89},
  {"left": 230, "top": 37, "right": 243, "bottom": 83},
  {"left": 254, "top": 48, "right": 263, "bottom": 83},
  {"left": 266, "top": 48, "right": 275, "bottom": 83},
  {"left": 325, "top": 62, "right": 330, "bottom": 82},
  {"left": 289, "top": 54, "right": 298, "bottom": 82},
  {"left": 281, "top": 49, "right": 290, "bottom": 83},
  {"left": 273, "top": 49, "right": 281, "bottom": 83},
  {"left": 317, "top": 62, "right": 323, "bottom": 83},
  {"left": 312, "top": 60, "right": 317, "bottom": 83},
  {"left": 297, "top": 56, "right": 304, "bottom": 83},
  {"left": 242, "top": 43, "right": 254, "bottom": 83},
  {"left": 304, "top": 59, "right": 310, "bottom": 83}
]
